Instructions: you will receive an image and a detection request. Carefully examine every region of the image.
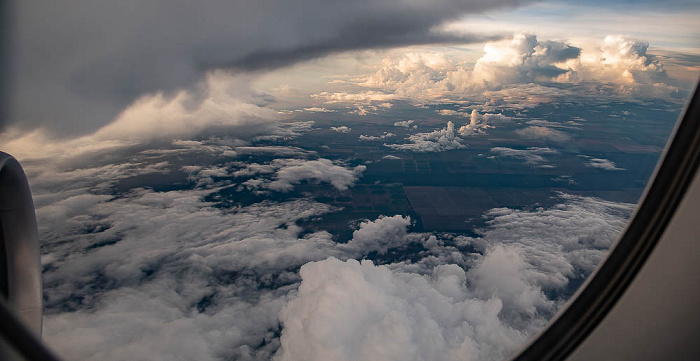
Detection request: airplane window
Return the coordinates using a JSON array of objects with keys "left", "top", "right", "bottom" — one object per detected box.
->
[{"left": 1, "top": 0, "right": 699, "bottom": 360}]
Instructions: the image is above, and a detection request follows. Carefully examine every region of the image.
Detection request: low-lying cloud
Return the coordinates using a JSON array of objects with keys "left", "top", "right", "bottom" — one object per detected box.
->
[
  {"left": 583, "top": 157, "right": 625, "bottom": 171},
  {"left": 243, "top": 158, "right": 366, "bottom": 192},
  {"left": 31, "top": 149, "right": 633, "bottom": 361},
  {"left": 276, "top": 194, "right": 634, "bottom": 361}
]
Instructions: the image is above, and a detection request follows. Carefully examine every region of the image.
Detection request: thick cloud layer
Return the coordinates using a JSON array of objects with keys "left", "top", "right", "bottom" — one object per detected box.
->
[
  {"left": 0, "top": 74, "right": 285, "bottom": 160},
  {"left": 345, "top": 215, "right": 413, "bottom": 255},
  {"left": 30, "top": 152, "right": 349, "bottom": 360},
  {"left": 310, "top": 33, "right": 684, "bottom": 114},
  {"left": 359, "top": 133, "right": 396, "bottom": 141},
  {"left": 394, "top": 120, "right": 416, "bottom": 128},
  {"left": 29, "top": 142, "right": 633, "bottom": 361},
  {"left": 276, "top": 258, "right": 527, "bottom": 361},
  {"left": 331, "top": 126, "right": 352, "bottom": 133},
  {"left": 354, "top": 35, "right": 581, "bottom": 99},
  {"left": 8, "top": 0, "right": 524, "bottom": 134},
  {"left": 458, "top": 110, "right": 510, "bottom": 136},
  {"left": 582, "top": 157, "right": 625, "bottom": 171},
  {"left": 275, "top": 195, "right": 634, "bottom": 361},
  {"left": 470, "top": 34, "right": 580, "bottom": 86},
  {"left": 468, "top": 193, "right": 634, "bottom": 287}
]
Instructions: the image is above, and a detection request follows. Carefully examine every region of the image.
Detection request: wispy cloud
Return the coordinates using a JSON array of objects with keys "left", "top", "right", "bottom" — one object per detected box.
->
[{"left": 490, "top": 147, "right": 560, "bottom": 168}]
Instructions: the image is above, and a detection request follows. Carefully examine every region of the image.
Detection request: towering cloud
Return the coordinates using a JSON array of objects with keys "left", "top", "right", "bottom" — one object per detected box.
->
[
  {"left": 458, "top": 110, "right": 510, "bottom": 136},
  {"left": 576, "top": 35, "right": 679, "bottom": 98},
  {"left": 387, "top": 121, "right": 465, "bottom": 152}
]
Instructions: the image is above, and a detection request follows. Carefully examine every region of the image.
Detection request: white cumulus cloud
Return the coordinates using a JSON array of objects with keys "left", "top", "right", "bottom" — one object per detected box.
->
[
  {"left": 344, "top": 215, "right": 413, "bottom": 255},
  {"left": 584, "top": 157, "right": 625, "bottom": 171},
  {"left": 244, "top": 159, "right": 366, "bottom": 192},
  {"left": 387, "top": 121, "right": 466, "bottom": 152},
  {"left": 276, "top": 257, "right": 528, "bottom": 361}
]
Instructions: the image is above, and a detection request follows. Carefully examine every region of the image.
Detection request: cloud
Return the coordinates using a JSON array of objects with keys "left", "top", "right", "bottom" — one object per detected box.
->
[
  {"left": 40, "top": 188, "right": 347, "bottom": 361},
  {"left": 182, "top": 164, "right": 234, "bottom": 187},
  {"left": 21, "top": 144, "right": 362, "bottom": 361},
  {"left": 438, "top": 109, "right": 469, "bottom": 117},
  {"left": 276, "top": 258, "right": 528, "bottom": 361},
  {"left": 234, "top": 146, "right": 315, "bottom": 157},
  {"left": 481, "top": 83, "right": 571, "bottom": 109},
  {"left": 386, "top": 121, "right": 466, "bottom": 152},
  {"left": 469, "top": 194, "right": 634, "bottom": 288},
  {"left": 255, "top": 121, "right": 317, "bottom": 141},
  {"left": 361, "top": 52, "right": 455, "bottom": 98},
  {"left": 356, "top": 34, "right": 581, "bottom": 99},
  {"left": 341, "top": 33, "right": 683, "bottom": 109},
  {"left": 1, "top": 74, "right": 284, "bottom": 161},
  {"left": 26, "top": 161, "right": 172, "bottom": 218},
  {"left": 515, "top": 126, "right": 571, "bottom": 143},
  {"left": 359, "top": 132, "right": 395, "bottom": 141},
  {"left": 583, "top": 157, "right": 625, "bottom": 171},
  {"left": 276, "top": 193, "right": 633, "bottom": 361},
  {"left": 489, "top": 147, "right": 559, "bottom": 168},
  {"left": 525, "top": 118, "right": 583, "bottom": 130},
  {"left": 393, "top": 120, "right": 416, "bottom": 128},
  {"left": 303, "top": 107, "right": 334, "bottom": 113},
  {"left": 591, "top": 36, "right": 666, "bottom": 82},
  {"left": 344, "top": 215, "right": 413, "bottom": 255},
  {"left": 467, "top": 245, "right": 553, "bottom": 319},
  {"left": 30, "top": 136, "right": 634, "bottom": 361},
  {"left": 243, "top": 158, "right": 366, "bottom": 192},
  {"left": 331, "top": 126, "right": 352, "bottom": 133}
]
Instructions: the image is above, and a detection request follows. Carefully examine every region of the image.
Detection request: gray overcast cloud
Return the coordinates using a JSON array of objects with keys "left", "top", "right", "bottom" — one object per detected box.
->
[{"left": 6, "top": 0, "right": 527, "bottom": 135}]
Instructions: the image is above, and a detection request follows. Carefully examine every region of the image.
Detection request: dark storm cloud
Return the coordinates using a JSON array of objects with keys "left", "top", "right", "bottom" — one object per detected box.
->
[
  {"left": 6, "top": 0, "right": 528, "bottom": 135},
  {"left": 537, "top": 40, "right": 582, "bottom": 62}
]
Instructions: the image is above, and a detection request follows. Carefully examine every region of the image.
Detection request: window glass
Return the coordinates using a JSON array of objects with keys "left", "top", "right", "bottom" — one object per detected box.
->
[{"left": 2, "top": 1, "right": 698, "bottom": 360}]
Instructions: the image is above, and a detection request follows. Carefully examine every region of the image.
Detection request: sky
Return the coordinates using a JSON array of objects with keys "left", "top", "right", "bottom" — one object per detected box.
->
[
  {"left": 2, "top": 1, "right": 700, "bottom": 361},
  {"left": 2, "top": 0, "right": 698, "bottom": 138}
]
